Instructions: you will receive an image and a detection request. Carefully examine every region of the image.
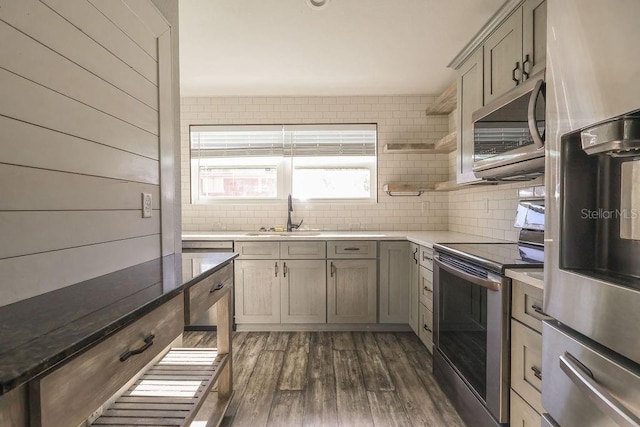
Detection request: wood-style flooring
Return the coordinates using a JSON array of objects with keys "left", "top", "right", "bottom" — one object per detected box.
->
[{"left": 183, "top": 331, "right": 464, "bottom": 427}]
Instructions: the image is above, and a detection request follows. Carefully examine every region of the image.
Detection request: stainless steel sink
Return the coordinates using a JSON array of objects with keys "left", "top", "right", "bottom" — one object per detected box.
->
[{"left": 243, "top": 232, "right": 320, "bottom": 237}]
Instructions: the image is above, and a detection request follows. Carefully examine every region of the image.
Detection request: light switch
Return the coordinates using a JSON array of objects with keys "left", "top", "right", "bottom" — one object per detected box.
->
[{"left": 142, "top": 193, "right": 152, "bottom": 218}]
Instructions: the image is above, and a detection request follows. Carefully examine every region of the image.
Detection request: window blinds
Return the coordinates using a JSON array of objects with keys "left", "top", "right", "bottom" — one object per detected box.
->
[{"left": 190, "top": 124, "right": 377, "bottom": 158}]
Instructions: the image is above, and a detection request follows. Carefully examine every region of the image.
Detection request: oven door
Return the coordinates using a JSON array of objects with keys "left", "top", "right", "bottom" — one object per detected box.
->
[{"left": 433, "top": 253, "right": 510, "bottom": 424}]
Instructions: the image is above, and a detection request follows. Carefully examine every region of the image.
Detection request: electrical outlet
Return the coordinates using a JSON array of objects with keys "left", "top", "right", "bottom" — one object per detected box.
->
[{"left": 142, "top": 193, "right": 152, "bottom": 218}]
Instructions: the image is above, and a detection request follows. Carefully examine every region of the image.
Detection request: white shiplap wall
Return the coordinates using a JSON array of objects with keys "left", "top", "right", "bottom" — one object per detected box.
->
[
  {"left": 181, "top": 96, "right": 451, "bottom": 232},
  {"left": 0, "top": 0, "right": 178, "bottom": 307}
]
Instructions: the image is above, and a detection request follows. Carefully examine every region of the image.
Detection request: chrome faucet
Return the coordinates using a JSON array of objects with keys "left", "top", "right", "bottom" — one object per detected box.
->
[{"left": 286, "top": 194, "right": 303, "bottom": 232}]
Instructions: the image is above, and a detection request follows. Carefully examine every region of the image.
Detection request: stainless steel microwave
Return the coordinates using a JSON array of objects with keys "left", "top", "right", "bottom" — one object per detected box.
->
[{"left": 472, "top": 72, "right": 545, "bottom": 181}]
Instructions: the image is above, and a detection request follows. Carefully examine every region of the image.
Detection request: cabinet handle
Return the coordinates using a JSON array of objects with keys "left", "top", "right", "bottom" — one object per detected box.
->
[
  {"left": 423, "top": 324, "right": 432, "bottom": 333},
  {"left": 423, "top": 253, "right": 432, "bottom": 261},
  {"left": 413, "top": 248, "right": 418, "bottom": 263},
  {"left": 531, "top": 365, "right": 542, "bottom": 381},
  {"left": 283, "top": 262, "right": 288, "bottom": 278},
  {"left": 275, "top": 262, "right": 278, "bottom": 277},
  {"left": 120, "top": 334, "right": 155, "bottom": 362},
  {"left": 330, "top": 262, "right": 335, "bottom": 277},
  {"left": 522, "top": 54, "right": 531, "bottom": 80},
  {"left": 423, "top": 286, "right": 432, "bottom": 293},
  {"left": 209, "top": 283, "right": 224, "bottom": 293},
  {"left": 343, "top": 247, "right": 361, "bottom": 251},
  {"left": 512, "top": 62, "right": 521, "bottom": 84},
  {"left": 531, "top": 303, "right": 548, "bottom": 317}
]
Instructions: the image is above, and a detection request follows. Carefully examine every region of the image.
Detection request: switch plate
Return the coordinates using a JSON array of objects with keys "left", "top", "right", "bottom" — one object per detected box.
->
[{"left": 142, "top": 193, "right": 152, "bottom": 218}]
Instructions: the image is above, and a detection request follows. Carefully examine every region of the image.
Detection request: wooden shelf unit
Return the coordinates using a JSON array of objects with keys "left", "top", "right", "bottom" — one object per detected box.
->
[{"left": 425, "top": 81, "right": 457, "bottom": 115}]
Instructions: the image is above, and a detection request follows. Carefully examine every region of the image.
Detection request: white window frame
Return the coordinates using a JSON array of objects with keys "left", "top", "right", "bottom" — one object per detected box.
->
[{"left": 189, "top": 123, "right": 377, "bottom": 204}]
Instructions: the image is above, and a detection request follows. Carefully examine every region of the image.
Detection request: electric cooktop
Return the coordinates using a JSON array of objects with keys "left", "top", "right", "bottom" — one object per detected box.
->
[{"left": 433, "top": 242, "right": 544, "bottom": 274}]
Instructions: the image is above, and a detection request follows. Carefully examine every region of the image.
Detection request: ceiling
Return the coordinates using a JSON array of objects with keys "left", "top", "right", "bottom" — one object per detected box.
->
[{"left": 179, "top": 0, "right": 505, "bottom": 97}]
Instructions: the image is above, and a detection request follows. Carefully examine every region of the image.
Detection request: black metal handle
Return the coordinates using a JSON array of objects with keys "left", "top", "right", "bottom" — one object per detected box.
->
[
  {"left": 422, "top": 253, "right": 432, "bottom": 261},
  {"left": 343, "top": 247, "right": 361, "bottom": 251},
  {"left": 532, "top": 303, "right": 548, "bottom": 317},
  {"left": 330, "top": 262, "right": 334, "bottom": 277},
  {"left": 120, "top": 334, "right": 155, "bottom": 362},
  {"left": 275, "top": 262, "right": 278, "bottom": 277},
  {"left": 512, "top": 62, "right": 521, "bottom": 84},
  {"left": 522, "top": 54, "right": 530, "bottom": 80},
  {"left": 283, "top": 262, "right": 287, "bottom": 278},
  {"left": 531, "top": 365, "right": 542, "bottom": 380},
  {"left": 413, "top": 248, "right": 418, "bottom": 263},
  {"left": 423, "top": 324, "right": 432, "bottom": 333},
  {"left": 209, "top": 283, "right": 224, "bottom": 293},
  {"left": 423, "top": 286, "right": 432, "bottom": 293}
]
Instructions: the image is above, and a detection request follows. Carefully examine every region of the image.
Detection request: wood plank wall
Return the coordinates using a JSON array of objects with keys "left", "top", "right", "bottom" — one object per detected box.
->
[{"left": 0, "top": 0, "right": 177, "bottom": 307}]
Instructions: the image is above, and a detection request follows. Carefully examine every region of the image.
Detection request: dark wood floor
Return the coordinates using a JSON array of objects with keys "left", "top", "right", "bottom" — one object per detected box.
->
[{"left": 183, "top": 331, "right": 464, "bottom": 427}]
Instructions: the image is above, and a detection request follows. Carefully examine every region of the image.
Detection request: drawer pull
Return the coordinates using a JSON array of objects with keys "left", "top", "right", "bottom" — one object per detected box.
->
[
  {"left": 120, "top": 334, "right": 155, "bottom": 362},
  {"left": 423, "top": 253, "right": 433, "bottom": 261},
  {"left": 531, "top": 303, "right": 548, "bottom": 316},
  {"left": 423, "top": 286, "right": 432, "bottom": 293},
  {"left": 423, "top": 324, "right": 432, "bottom": 333},
  {"left": 343, "top": 247, "right": 361, "bottom": 251},
  {"left": 283, "top": 262, "right": 288, "bottom": 278},
  {"left": 209, "top": 283, "right": 224, "bottom": 293},
  {"left": 531, "top": 365, "right": 542, "bottom": 380}
]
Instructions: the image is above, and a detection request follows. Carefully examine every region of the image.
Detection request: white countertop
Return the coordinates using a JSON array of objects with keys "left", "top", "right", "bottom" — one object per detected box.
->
[
  {"left": 505, "top": 268, "right": 544, "bottom": 290},
  {"left": 182, "top": 230, "right": 507, "bottom": 248}
]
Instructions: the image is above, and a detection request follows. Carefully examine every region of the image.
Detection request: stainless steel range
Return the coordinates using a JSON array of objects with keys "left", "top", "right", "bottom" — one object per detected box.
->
[{"left": 433, "top": 199, "right": 544, "bottom": 427}]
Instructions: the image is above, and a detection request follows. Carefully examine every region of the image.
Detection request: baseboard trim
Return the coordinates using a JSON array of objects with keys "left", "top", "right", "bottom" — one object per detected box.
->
[{"left": 235, "top": 323, "right": 412, "bottom": 332}]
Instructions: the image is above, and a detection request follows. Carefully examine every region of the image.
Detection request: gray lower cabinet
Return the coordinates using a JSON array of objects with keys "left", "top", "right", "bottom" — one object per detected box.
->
[
  {"left": 281, "top": 260, "right": 326, "bottom": 323},
  {"left": 379, "top": 241, "right": 410, "bottom": 324},
  {"left": 408, "top": 243, "right": 420, "bottom": 333},
  {"left": 234, "top": 259, "right": 281, "bottom": 323},
  {"left": 327, "top": 259, "right": 377, "bottom": 323}
]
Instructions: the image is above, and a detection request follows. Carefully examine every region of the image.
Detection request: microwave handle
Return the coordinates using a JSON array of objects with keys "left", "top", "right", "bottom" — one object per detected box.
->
[{"left": 528, "top": 79, "right": 545, "bottom": 148}]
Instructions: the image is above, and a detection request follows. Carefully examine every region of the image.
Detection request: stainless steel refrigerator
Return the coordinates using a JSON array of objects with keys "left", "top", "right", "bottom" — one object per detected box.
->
[{"left": 544, "top": 0, "right": 640, "bottom": 425}]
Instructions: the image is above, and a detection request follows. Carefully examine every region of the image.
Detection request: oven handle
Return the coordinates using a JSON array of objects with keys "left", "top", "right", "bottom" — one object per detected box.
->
[
  {"left": 433, "top": 255, "right": 501, "bottom": 291},
  {"left": 527, "top": 78, "right": 545, "bottom": 149},
  {"left": 559, "top": 352, "right": 640, "bottom": 427}
]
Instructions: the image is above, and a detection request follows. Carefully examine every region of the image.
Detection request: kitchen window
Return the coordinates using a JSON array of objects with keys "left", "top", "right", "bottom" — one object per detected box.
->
[{"left": 190, "top": 124, "right": 377, "bottom": 203}]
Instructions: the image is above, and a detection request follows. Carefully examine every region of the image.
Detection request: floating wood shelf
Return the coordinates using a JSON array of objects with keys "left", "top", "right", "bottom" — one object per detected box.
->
[
  {"left": 434, "top": 132, "right": 457, "bottom": 153},
  {"left": 383, "top": 183, "right": 434, "bottom": 196},
  {"left": 93, "top": 348, "right": 231, "bottom": 427},
  {"left": 383, "top": 143, "right": 451, "bottom": 154},
  {"left": 425, "top": 81, "right": 457, "bottom": 115}
]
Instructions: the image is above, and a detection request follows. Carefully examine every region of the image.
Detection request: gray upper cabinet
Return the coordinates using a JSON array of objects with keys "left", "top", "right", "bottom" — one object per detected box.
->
[
  {"left": 483, "top": 9, "right": 523, "bottom": 104},
  {"left": 457, "top": 48, "right": 484, "bottom": 184},
  {"left": 379, "top": 242, "right": 410, "bottom": 324},
  {"left": 522, "top": 0, "right": 547, "bottom": 80}
]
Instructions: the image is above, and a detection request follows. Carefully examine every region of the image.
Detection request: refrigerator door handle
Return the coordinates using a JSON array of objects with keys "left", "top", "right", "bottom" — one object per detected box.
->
[{"left": 560, "top": 352, "right": 640, "bottom": 427}]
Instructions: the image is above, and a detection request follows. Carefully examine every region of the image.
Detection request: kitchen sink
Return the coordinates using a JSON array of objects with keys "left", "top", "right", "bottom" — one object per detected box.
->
[{"left": 243, "top": 232, "right": 321, "bottom": 237}]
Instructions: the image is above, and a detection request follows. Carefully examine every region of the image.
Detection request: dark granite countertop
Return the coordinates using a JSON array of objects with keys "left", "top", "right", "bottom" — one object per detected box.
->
[{"left": 0, "top": 252, "right": 237, "bottom": 396}]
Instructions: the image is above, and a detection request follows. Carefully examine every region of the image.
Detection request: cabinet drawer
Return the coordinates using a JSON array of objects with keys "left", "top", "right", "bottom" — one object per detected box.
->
[
  {"left": 419, "top": 265, "right": 433, "bottom": 308},
  {"left": 327, "top": 241, "right": 377, "bottom": 259},
  {"left": 31, "top": 295, "right": 184, "bottom": 427},
  {"left": 185, "top": 263, "right": 233, "bottom": 325},
  {"left": 510, "top": 390, "right": 541, "bottom": 427},
  {"left": 235, "top": 241, "right": 280, "bottom": 259},
  {"left": 419, "top": 246, "right": 433, "bottom": 270},
  {"left": 280, "top": 241, "right": 326, "bottom": 259},
  {"left": 511, "top": 320, "right": 543, "bottom": 414},
  {"left": 418, "top": 303, "right": 433, "bottom": 354},
  {"left": 512, "top": 279, "right": 551, "bottom": 333}
]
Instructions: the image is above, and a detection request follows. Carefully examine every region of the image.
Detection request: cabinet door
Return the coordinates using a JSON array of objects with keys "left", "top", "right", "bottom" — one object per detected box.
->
[
  {"left": 457, "top": 48, "right": 484, "bottom": 184},
  {"left": 510, "top": 390, "right": 541, "bottom": 427},
  {"left": 483, "top": 9, "right": 523, "bottom": 103},
  {"left": 511, "top": 320, "right": 543, "bottom": 413},
  {"left": 327, "top": 259, "right": 377, "bottom": 323},
  {"left": 379, "top": 242, "right": 410, "bottom": 324},
  {"left": 234, "top": 259, "right": 280, "bottom": 323},
  {"left": 281, "top": 260, "right": 326, "bottom": 323},
  {"left": 418, "top": 302, "right": 433, "bottom": 354},
  {"left": 522, "top": 0, "right": 546, "bottom": 79},
  {"left": 408, "top": 243, "right": 420, "bottom": 333}
]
